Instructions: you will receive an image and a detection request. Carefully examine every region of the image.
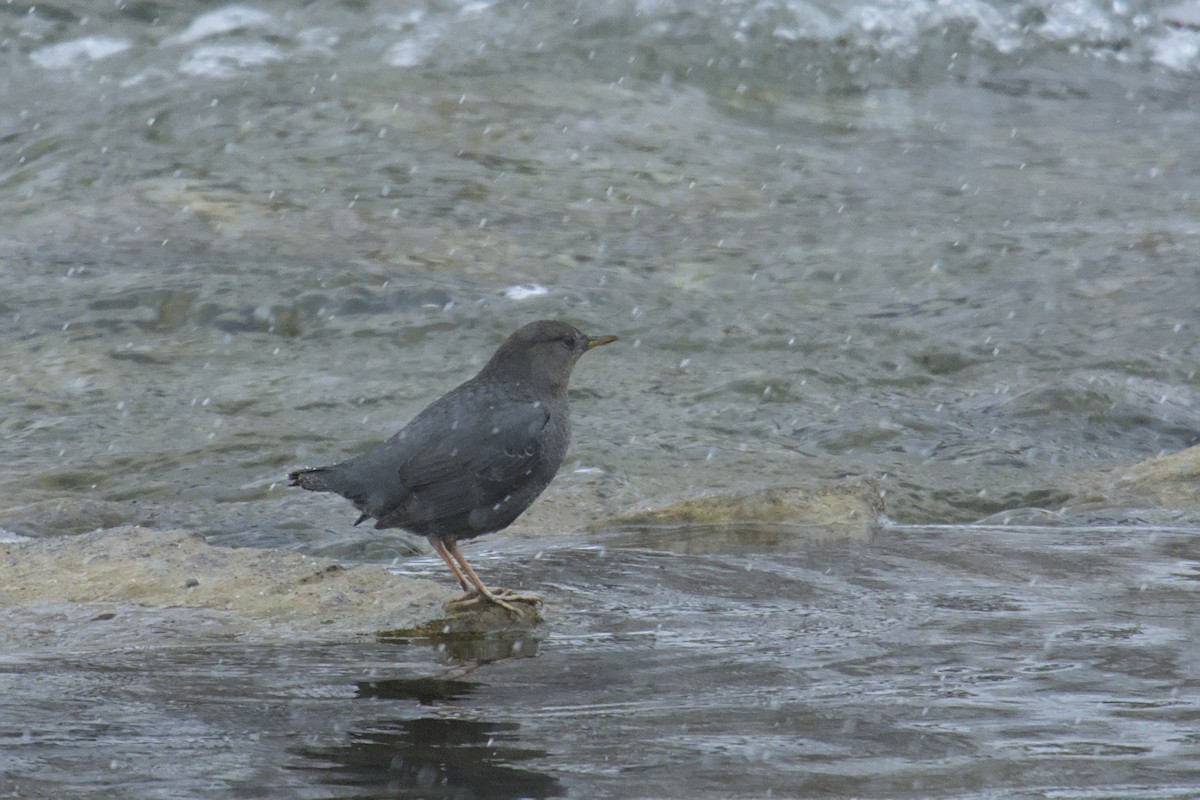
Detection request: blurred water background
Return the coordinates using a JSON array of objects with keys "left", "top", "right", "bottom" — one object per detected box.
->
[{"left": 2, "top": 1, "right": 1200, "bottom": 797}]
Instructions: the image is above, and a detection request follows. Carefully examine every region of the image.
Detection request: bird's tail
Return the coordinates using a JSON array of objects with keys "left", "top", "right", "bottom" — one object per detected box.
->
[
  {"left": 288, "top": 465, "right": 371, "bottom": 526},
  {"left": 288, "top": 466, "right": 335, "bottom": 492}
]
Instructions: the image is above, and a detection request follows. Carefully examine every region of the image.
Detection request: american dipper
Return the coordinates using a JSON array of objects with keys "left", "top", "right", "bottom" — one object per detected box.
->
[{"left": 288, "top": 320, "right": 617, "bottom": 612}]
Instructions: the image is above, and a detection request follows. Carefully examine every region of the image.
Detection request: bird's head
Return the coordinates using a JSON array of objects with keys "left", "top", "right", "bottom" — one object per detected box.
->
[{"left": 484, "top": 320, "right": 617, "bottom": 394}]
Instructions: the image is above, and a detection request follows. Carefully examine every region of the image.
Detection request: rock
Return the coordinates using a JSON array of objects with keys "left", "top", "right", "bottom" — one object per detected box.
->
[
  {"left": 0, "top": 527, "right": 540, "bottom": 645},
  {"left": 1109, "top": 444, "right": 1200, "bottom": 508},
  {"left": 599, "top": 477, "right": 884, "bottom": 552}
]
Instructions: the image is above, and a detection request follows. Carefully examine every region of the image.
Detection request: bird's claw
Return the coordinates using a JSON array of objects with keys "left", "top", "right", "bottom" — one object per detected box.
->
[{"left": 448, "top": 588, "right": 542, "bottom": 615}]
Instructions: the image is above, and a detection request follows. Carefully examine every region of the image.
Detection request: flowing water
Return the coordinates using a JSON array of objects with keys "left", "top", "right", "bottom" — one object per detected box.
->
[
  {"left": 4, "top": 524, "right": 1200, "bottom": 797},
  {"left": 2, "top": 1, "right": 1200, "bottom": 797}
]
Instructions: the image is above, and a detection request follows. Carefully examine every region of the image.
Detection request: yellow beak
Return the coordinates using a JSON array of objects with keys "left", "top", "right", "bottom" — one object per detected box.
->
[{"left": 586, "top": 334, "right": 618, "bottom": 349}]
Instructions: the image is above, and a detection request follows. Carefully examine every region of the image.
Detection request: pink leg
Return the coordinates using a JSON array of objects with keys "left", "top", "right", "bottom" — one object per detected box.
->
[
  {"left": 427, "top": 537, "right": 471, "bottom": 592},
  {"left": 444, "top": 539, "right": 541, "bottom": 613}
]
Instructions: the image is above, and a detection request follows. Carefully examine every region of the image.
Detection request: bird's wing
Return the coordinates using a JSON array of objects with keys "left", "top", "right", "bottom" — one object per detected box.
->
[{"left": 373, "top": 399, "right": 551, "bottom": 528}]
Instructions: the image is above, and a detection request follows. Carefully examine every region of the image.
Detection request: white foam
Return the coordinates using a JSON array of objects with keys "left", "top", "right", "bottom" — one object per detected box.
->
[
  {"left": 384, "top": 37, "right": 436, "bottom": 68},
  {"left": 166, "top": 5, "right": 276, "bottom": 46},
  {"left": 0, "top": 528, "right": 29, "bottom": 544},
  {"left": 30, "top": 36, "right": 130, "bottom": 69},
  {"left": 505, "top": 284, "right": 549, "bottom": 300},
  {"left": 1151, "top": 27, "right": 1200, "bottom": 71},
  {"left": 179, "top": 42, "right": 285, "bottom": 78}
]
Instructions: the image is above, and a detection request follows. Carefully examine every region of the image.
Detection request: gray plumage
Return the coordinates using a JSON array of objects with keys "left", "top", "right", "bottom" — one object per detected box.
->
[{"left": 288, "top": 320, "right": 616, "bottom": 607}]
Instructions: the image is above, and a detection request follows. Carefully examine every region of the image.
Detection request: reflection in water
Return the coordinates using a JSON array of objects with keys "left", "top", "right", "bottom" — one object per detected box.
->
[
  {"left": 376, "top": 631, "right": 543, "bottom": 665},
  {"left": 293, "top": 639, "right": 559, "bottom": 799},
  {"left": 293, "top": 712, "right": 563, "bottom": 799},
  {"left": 356, "top": 676, "right": 477, "bottom": 705}
]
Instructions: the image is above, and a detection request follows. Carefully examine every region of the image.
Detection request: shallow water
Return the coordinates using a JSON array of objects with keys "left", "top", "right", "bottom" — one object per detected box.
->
[
  {"left": 3, "top": 0, "right": 1199, "bottom": 537},
  {"left": 3, "top": 1, "right": 1200, "bottom": 797},
  {"left": 5, "top": 522, "right": 1200, "bottom": 798}
]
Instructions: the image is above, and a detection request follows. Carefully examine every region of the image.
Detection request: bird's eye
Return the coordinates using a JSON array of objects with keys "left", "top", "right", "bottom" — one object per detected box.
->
[{"left": 560, "top": 335, "right": 575, "bottom": 350}]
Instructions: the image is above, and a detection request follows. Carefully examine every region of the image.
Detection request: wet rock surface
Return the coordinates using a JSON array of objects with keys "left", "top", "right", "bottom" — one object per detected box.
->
[
  {"left": 0, "top": 526, "right": 540, "bottom": 646},
  {"left": 602, "top": 477, "right": 885, "bottom": 551},
  {"left": 1108, "top": 443, "right": 1200, "bottom": 508}
]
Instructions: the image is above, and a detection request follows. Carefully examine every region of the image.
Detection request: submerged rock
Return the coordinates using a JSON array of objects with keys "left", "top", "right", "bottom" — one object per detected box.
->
[
  {"left": 0, "top": 526, "right": 540, "bottom": 645},
  {"left": 607, "top": 477, "right": 883, "bottom": 530},
  {"left": 600, "top": 477, "right": 884, "bottom": 552},
  {"left": 1109, "top": 444, "right": 1200, "bottom": 508},
  {"left": 0, "top": 497, "right": 136, "bottom": 537}
]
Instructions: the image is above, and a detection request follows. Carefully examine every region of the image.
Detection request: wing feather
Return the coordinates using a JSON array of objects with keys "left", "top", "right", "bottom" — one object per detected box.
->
[{"left": 373, "top": 398, "right": 550, "bottom": 529}]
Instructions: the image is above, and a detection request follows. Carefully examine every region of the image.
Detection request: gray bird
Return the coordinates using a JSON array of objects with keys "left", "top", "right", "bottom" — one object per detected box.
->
[{"left": 288, "top": 320, "right": 617, "bottom": 612}]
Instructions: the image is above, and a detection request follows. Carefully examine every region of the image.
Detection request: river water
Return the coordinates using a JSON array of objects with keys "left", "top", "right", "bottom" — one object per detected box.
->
[{"left": 2, "top": 1, "right": 1200, "bottom": 797}]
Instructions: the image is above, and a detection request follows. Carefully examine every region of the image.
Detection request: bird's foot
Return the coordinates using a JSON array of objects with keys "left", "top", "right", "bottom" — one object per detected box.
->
[
  {"left": 448, "top": 588, "right": 542, "bottom": 615},
  {"left": 491, "top": 587, "right": 542, "bottom": 604}
]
